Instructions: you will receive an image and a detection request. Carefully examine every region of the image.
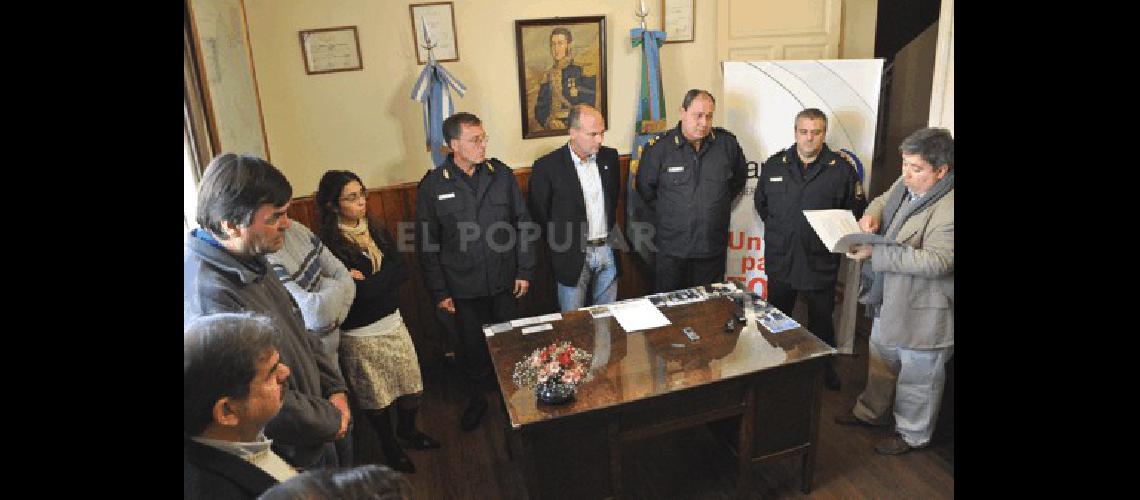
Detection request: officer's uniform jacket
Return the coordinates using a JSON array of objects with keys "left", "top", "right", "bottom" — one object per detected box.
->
[
  {"left": 635, "top": 123, "right": 748, "bottom": 258},
  {"left": 754, "top": 143, "right": 866, "bottom": 290},
  {"left": 415, "top": 155, "right": 536, "bottom": 303}
]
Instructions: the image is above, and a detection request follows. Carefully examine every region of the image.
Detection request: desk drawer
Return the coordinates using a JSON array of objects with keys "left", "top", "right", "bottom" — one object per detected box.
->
[{"left": 618, "top": 379, "right": 747, "bottom": 435}]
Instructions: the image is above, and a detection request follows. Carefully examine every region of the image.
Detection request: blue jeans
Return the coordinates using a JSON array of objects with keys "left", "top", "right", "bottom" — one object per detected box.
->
[{"left": 557, "top": 245, "right": 618, "bottom": 311}]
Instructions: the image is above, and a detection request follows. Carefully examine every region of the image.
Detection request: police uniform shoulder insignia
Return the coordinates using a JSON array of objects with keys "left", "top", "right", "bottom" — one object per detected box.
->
[
  {"left": 835, "top": 149, "right": 855, "bottom": 167},
  {"left": 673, "top": 135, "right": 680, "bottom": 145},
  {"left": 712, "top": 127, "right": 735, "bottom": 138},
  {"left": 647, "top": 135, "right": 660, "bottom": 147},
  {"left": 486, "top": 161, "right": 494, "bottom": 173},
  {"left": 442, "top": 167, "right": 450, "bottom": 180}
]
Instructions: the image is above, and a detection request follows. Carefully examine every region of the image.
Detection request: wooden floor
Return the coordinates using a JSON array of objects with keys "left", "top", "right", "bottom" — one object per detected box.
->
[{"left": 350, "top": 307, "right": 954, "bottom": 499}]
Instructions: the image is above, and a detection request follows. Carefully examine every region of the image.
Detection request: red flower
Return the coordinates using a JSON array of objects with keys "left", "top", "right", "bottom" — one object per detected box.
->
[{"left": 557, "top": 349, "right": 573, "bottom": 367}]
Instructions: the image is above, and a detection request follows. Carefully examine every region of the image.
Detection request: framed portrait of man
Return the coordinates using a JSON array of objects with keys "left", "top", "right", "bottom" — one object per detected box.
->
[{"left": 514, "top": 16, "right": 607, "bottom": 139}]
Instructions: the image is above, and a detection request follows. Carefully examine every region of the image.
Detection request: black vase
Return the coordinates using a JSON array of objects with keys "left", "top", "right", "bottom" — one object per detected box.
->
[{"left": 535, "top": 380, "right": 576, "bottom": 405}]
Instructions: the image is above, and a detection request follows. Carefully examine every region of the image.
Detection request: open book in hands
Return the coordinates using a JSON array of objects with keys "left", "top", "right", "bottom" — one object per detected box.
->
[{"left": 802, "top": 209, "right": 899, "bottom": 254}]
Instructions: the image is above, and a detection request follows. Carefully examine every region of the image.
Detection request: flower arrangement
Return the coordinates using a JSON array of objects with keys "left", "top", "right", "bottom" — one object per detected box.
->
[{"left": 512, "top": 341, "right": 592, "bottom": 403}]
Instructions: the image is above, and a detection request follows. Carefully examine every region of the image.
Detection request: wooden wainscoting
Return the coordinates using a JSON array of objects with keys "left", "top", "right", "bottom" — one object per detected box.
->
[{"left": 286, "top": 155, "right": 653, "bottom": 368}]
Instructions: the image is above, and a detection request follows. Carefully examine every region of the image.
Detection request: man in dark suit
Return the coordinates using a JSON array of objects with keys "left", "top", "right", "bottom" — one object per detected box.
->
[
  {"left": 528, "top": 104, "right": 622, "bottom": 311},
  {"left": 185, "top": 313, "right": 297, "bottom": 499}
]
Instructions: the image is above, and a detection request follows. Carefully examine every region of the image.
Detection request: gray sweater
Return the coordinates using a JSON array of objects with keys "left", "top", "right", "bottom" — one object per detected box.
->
[
  {"left": 184, "top": 230, "right": 347, "bottom": 468},
  {"left": 266, "top": 223, "right": 355, "bottom": 366}
]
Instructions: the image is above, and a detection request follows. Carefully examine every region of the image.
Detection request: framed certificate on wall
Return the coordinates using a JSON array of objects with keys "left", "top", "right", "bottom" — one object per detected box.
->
[
  {"left": 410, "top": 2, "right": 459, "bottom": 64},
  {"left": 299, "top": 26, "right": 364, "bottom": 74},
  {"left": 661, "top": 0, "right": 695, "bottom": 43}
]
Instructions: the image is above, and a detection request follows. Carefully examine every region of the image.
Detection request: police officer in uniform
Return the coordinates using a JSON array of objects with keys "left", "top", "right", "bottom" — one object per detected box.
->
[
  {"left": 754, "top": 108, "right": 867, "bottom": 390},
  {"left": 635, "top": 89, "right": 748, "bottom": 292},
  {"left": 415, "top": 112, "right": 536, "bottom": 430}
]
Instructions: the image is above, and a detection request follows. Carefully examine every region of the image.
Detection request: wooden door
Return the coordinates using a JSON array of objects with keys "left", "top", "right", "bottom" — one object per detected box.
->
[{"left": 716, "top": 0, "right": 842, "bottom": 62}]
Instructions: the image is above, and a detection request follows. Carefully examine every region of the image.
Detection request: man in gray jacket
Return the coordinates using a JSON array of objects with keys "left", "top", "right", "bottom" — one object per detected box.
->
[
  {"left": 836, "top": 128, "right": 954, "bottom": 455},
  {"left": 267, "top": 220, "right": 357, "bottom": 466},
  {"left": 185, "top": 153, "right": 351, "bottom": 469}
]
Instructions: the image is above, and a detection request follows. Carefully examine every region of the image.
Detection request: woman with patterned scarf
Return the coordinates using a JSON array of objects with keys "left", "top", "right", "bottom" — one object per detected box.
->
[{"left": 315, "top": 170, "right": 441, "bottom": 473}]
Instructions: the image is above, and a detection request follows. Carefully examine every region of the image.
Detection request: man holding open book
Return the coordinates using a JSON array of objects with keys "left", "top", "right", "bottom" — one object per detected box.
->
[{"left": 753, "top": 108, "right": 866, "bottom": 391}]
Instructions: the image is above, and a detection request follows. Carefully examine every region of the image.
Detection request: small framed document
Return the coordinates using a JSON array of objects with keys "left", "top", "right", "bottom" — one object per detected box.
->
[
  {"left": 298, "top": 26, "right": 363, "bottom": 75},
  {"left": 410, "top": 2, "right": 459, "bottom": 64},
  {"left": 661, "top": 0, "right": 695, "bottom": 44}
]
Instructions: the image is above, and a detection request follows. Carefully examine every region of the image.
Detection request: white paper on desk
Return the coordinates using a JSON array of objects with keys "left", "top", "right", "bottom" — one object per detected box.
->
[
  {"left": 802, "top": 209, "right": 898, "bottom": 253},
  {"left": 510, "top": 316, "right": 546, "bottom": 328},
  {"left": 521, "top": 323, "right": 553, "bottom": 335},
  {"left": 608, "top": 298, "right": 671, "bottom": 332},
  {"left": 483, "top": 322, "right": 513, "bottom": 337}
]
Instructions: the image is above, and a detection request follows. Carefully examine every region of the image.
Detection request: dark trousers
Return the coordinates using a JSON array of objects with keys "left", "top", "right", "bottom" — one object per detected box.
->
[
  {"left": 654, "top": 252, "right": 727, "bottom": 293},
  {"left": 767, "top": 279, "right": 836, "bottom": 347},
  {"left": 453, "top": 291, "right": 517, "bottom": 395}
]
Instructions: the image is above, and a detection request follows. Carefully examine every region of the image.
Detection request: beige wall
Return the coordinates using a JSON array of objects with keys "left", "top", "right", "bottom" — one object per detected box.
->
[
  {"left": 243, "top": 0, "right": 718, "bottom": 195},
  {"left": 243, "top": 0, "right": 874, "bottom": 195}
]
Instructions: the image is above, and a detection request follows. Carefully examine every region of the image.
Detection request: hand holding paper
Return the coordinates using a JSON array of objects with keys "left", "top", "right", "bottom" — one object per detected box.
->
[{"left": 802, "top": 209, "right": 898, "bottom": 253}]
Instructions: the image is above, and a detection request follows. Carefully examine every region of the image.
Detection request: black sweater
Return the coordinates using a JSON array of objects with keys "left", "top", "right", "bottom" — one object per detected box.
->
[{"left": 327, "top": 224, "right": 409, "bottom": 331}]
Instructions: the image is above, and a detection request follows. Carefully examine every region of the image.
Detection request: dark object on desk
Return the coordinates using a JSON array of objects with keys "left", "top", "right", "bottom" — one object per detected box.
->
[{"left": 535, "top": 380, "right": 576, "bottom": 405}]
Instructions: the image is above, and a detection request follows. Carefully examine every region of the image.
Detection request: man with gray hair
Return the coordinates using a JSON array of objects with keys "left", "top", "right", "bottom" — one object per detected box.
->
[
  {"left": 185, "top": 153, "right": 350, "bottom": 469},
  {"left": 754, "top": 107, "right": 867, "bottom": 391},
  {"left": 836, "top": 127, "right": 954, "bottom": 455},
  {"left": 184, "top": 313, "right": 296, "bottom": 499}
]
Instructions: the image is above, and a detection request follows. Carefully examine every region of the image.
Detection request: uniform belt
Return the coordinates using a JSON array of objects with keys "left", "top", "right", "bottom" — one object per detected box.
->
[{"left": 585, "top": 238, "right": 607, "bottom": 247}]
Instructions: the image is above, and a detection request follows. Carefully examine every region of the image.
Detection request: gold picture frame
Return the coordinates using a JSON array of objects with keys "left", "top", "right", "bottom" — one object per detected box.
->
[{"left": 514, "top": 16, "right": 608, "bottom": 139}]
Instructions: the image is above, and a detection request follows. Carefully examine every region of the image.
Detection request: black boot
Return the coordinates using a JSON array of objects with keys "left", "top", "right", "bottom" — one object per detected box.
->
[
  {"left": 365, "top": 408, "right": 415, "bottom": 473},
  {"left": 396, "top": 406, "right": 442, "bottom": 450},
  {"left": 460, "top": 395, "right": 488, "bottom": 431}
]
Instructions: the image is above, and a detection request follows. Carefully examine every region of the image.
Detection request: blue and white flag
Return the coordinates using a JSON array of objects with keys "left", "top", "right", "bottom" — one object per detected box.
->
[
  {"left": 410, "top": 51, "right": 466, "bottom": 168},
  {"left": 625, "top": 27, "right": 667, "bottom": 265}
]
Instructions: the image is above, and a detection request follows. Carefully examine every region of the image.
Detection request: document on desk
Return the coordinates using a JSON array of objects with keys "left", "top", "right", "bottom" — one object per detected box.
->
[
  {"left": 802, "top": 209, "right": 899, "bottom": 253},
  {"left": 609, "top": 298, "right": 671, "bottom": 332},
  {"left": 510, "top": 313, "right": 563, "bottom": 328}
]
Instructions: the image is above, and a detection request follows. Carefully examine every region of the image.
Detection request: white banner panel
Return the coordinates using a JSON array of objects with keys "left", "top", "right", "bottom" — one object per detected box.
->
[{"left": 722, "top": 59, "right": 884, "bottom": 298}]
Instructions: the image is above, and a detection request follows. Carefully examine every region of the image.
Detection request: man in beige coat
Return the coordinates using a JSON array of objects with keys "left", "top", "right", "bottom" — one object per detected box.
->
[{"left": 836, "top": 127, "right": 954, "bottom": 455}]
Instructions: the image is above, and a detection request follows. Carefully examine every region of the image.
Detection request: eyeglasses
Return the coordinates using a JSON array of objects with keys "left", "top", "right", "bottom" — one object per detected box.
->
[
  {"left": 340, "top": 191, "right": 368, "bottom": 203},
  {"left": 464, "top": 135, "right": 490, "bottom": 146}
]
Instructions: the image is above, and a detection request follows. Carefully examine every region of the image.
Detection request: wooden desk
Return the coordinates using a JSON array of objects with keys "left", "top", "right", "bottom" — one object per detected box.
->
[{"left": 486, "top": 293, "right": 836, "bottom": 499}]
